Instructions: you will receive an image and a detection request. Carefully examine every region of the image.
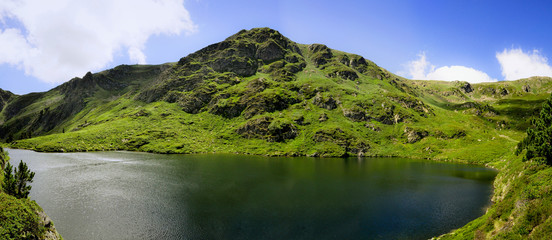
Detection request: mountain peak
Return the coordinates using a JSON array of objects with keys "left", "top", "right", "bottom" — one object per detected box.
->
[{"left": 226, "top": 27, "right": 287, "bottom": 43}]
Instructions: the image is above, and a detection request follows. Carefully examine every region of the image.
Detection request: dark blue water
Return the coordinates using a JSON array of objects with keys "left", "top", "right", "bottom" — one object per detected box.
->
[{"left": 7, "top": 149, "right": 496, "bottom": 240}]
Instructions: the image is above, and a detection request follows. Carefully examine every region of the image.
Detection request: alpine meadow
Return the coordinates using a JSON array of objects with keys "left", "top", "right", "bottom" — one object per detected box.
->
[{"left": 2, "top": 28, "right": 552, "bottom": 239}]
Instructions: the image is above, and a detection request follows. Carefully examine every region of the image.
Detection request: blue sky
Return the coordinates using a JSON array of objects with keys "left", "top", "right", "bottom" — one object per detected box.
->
[{"left": 2, "top": 0, "right": 552, "bottom": 94}]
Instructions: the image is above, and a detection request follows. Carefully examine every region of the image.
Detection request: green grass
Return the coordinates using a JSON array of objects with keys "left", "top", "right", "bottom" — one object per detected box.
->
[
  {"left": 0, "top": 192, "right": 62, "bottom": 239},
  {"left": 4, "top": 28, "right": 552, "bottom": 239}
]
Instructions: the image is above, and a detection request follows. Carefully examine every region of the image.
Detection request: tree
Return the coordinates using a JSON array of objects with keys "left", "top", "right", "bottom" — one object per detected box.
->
[
  {"left": 2, "top": 162, "right": 16, "bottom": 196},
  {"left": 516, "top": 94, "right": 552, "bottom": 164},
  {"left": 0, "top": 147, "right": 7, "bottom": 170},
  {"left": 15, "top": 160, "right": 35, "bottom": 198},
  {"left": 2, "top": 160, "right": 35, "bottom": 199}
]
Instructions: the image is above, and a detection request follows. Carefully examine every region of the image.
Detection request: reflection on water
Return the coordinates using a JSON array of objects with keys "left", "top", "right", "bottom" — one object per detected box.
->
[{"left": 8, "top": 149, "right": 497, "bottom": 240}]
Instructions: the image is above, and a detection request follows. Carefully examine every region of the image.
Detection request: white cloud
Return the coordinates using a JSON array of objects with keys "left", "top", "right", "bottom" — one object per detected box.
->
[
  {"left": 0, "top": 0, "right": 196, "bottom": 83},
  {"left": 496, "top": 48, "right": 552, "bottom": 80},
  {"left": 426, "top": 66, "right": 495, "bottom": 83},
  {"left": 402, "top": 52, "right": 496, "bottom": 83}
]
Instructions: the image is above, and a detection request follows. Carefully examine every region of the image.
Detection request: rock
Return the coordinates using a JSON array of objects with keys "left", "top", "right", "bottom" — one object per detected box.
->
[
  {"left": 236, "top": 116, "right": 297, "bottom": 142},
  {"left": 389, "top": 95, "right": 434, "bottom": 117},
  {"left": 309, "top": 44, "right": 333, "bottom": 67},
  {"left": 241, "top": 91, "right": 300, "bottom": 119},
  {"left": 236, "top": 116, "right": 272, "bottom": 139},
  {"left": 404, "top": 127, "right": 428, "bottom": 143},
  {"left": 522, "top": 85, "right": 531, "bottom": 92},
  {"left": 500, "top": 87, "right": 509, "bottom": 96},
  {"left": 434, "top": 130, "right": 466, "bottom": 139},
  {"left": 350, "top": 56, "right": 368, "bottom": 70},
  {"left": 256, "top": 40, "right": 286, "bottom": 63},
  {"left": 342, "top": 107, "right": 367, "bottom": 122},
  {"left": 293, "top": 115, "right": 306, "bottom": 125},
  {"left": 247, "top": 78, "right": 269, "bottom": 92},
  {"left": 460, "top": 82, "right": 473, "bottom": 93},
  {"left": 365, "top": 122, "right": 381, "bottom": 131},
  {"left": 327, "top": 69, "right": 359, "bottom": 80},
  {"left": 38, "top": 209, "right": 63, "bottom": 240},
  {"left": 312, "top": 92, "right": 338, "bottom": 110},
  {"left": 348, "top": 141, "right": 370, "bottom": 157},
  {"left": 313, "top": 127, "right": 370, "bottom": 156},
  {"left": 267, "top": 119, "right": 298, "bottom": 142},
  {"left": 319, "top": 113, "right": 328, "bottom": 122},
  {"left": 339, "top": 55, "right": 350, "bottom": 66},
  {"left": 210, "top": 56, "right": 258, "bottom": 76}
]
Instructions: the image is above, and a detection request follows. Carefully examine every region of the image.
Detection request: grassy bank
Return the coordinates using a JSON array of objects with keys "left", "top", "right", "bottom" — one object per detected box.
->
[{"left": 0, "top": 192, "right": 63, "bottom": 239}]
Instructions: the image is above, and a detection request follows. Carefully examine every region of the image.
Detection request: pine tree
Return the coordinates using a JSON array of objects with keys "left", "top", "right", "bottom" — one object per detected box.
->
[
  {"left": 2, "top": 161, "right": 16, "bottom": 196},
  {"left": 0, "top": 147, "right": 7, "bottom": 170},
  {"left": 2, "top": 158, "right": 35, "bottom": 199},
  {"left": 516, "top": 94, "right": 552, "bottom": 164},
  {"left": 14, "top": 160, "right": 35, "bottom": 198}
]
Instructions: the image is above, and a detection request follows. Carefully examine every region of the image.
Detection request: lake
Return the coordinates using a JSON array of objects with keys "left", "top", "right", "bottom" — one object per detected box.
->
[{"left": 6, "top": 149, "right": 497, "bottom": 240}]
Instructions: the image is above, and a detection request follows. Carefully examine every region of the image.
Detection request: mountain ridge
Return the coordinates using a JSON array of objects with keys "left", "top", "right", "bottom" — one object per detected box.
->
[{"left": 1, "top": 27, "right": 552, "bottom": 157}]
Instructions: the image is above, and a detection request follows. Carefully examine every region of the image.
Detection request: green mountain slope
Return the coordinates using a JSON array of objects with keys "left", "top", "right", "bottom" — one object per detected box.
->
[
  {"left": 1, "top": 27, "right": 552, "bottom": 238},
  {"left": 3, "top": 28, "right": 551, "bottom": 160}
]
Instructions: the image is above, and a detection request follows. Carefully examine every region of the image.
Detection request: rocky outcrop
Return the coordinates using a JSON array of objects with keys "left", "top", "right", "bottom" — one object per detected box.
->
[
  {"left": 312, "top": 92, "right": 338, "bottom": 110},
  {"left": 522, "top": 84, "right": 531, "bottom": 92},
  {"left": 38, "top": 210, "right": 63, "bottom": 240},
  {"left": 500, "top": 87, "right": 509, "bottom": 96},
  {"left": 256, "top": 40, "right": 286, "bottom": 63},
  {"left": 309, "top": 44, "right": 333, "bottom": 67},
  {"left": 342, "top": 106, "right": 368, "bottom": 122},
  {"left": 319, "top": 113, "right": 328, "bottom": 122},
  {"left": 342, "top": 100, "right": 400, "bottom": 125},
  {"left": 434, "top": 129, "right": 466, "bottom": 139},
  {"left": 236, "top": 116, "right": 297, "bottom": 142},
  {"left": 312, "top": 127, "right": 370, "bottom": 157},
  {"left": 389, "top": 95, "right": 434, "bottom": 117},
  {"left": 460, "top": 82, "right": 473, "bottom": 93},
  {"left": 327, "top": 69, "right": 358, "bottom": 80},
  {"left": 404, "top": 127, "right": 428, "bottom": 143},
  {"left": 210, "top": 56, "right": 258, "bottom": 76}
]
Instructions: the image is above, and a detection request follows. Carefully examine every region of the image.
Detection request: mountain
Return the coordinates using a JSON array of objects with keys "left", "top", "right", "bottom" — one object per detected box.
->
[
  {"left": 2, "top": 27, "right": 552, "bottom": 238},
  {"left": 2, "top": 28, "right": 551, "bottom": 159}
]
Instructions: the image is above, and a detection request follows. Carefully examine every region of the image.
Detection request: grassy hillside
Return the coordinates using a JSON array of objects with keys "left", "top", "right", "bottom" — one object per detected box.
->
[{"left": 1, "top": 27, "right": 552, "bottom": 239}]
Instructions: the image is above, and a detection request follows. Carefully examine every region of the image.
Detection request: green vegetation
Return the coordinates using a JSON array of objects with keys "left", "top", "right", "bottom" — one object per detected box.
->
[
  {"left": 3, "top": 160, "right": 35, "bottom": 199},
  {"left": 516, "top": 94, "right": 552, "bottom": 164},
  {"left": 1, "top": 27, "right": 552, "bottom": 239},
  {"left": 1, "top": 193, "right": 49, "bottom": 240},
  {"left": 438, "top": 94, "right": 552, "bottom": 239},
  {"left": 0, "top": 147, "right": 61, "bottom": 239}
]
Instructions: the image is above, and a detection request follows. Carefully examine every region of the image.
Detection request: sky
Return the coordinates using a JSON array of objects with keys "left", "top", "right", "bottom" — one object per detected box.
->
[{"left": 2, "top": 0, "right": 552, "bottom": 95}]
